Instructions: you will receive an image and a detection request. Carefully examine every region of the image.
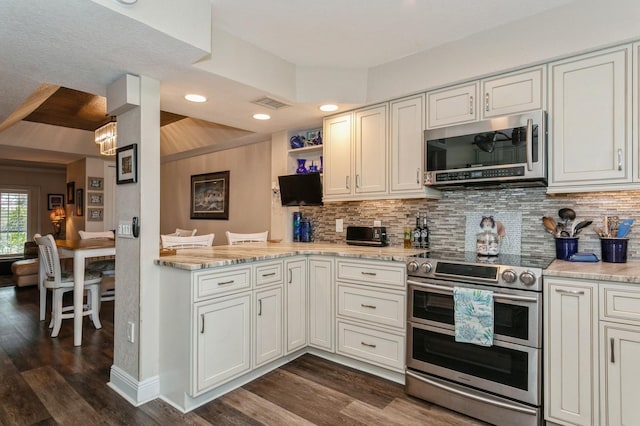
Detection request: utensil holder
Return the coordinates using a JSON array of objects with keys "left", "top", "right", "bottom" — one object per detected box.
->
[
  {"left": 555, "top": 237, "right": 578, "bottom": 260},
  {"left": 601, "top": 238, "right": 628, "bottom": 263}
]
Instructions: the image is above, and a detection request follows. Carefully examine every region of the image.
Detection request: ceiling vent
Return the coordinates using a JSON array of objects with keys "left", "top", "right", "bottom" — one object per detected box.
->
[{"left": 252, "top": 97, "right": 290, "bottom": 110}]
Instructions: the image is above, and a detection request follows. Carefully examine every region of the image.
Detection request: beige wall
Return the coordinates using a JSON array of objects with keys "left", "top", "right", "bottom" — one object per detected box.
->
[
  {"left": 0, "top": 163, "right": 66, "bottom": 239},
  {"left": 160, "top": 140, "right": 272, "bottom": 245}
]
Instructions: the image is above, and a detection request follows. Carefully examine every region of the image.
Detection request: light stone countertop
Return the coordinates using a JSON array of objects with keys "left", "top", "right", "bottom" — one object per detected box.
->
[
  {"left": 154, "top": 242, "right": 427, "bottom": 271},
  {"left": 544, "top": 259, "right": 640, "bottom": 284}
]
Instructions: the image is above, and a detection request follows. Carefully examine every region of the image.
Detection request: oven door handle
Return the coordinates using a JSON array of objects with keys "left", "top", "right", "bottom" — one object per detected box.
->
[
  {"left": 408, "top": 280, "right": 538, "bottom": 303},
  {"left": 405, "top": 371, "right": 538, "bottom": 416}
]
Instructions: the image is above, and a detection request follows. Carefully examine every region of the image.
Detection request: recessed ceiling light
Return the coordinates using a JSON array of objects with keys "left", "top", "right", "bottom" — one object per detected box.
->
[
  {"left": 253, "top": 113, "right": 271, "bottom": 120},
  {"left": 185, "top": 94, "right": 207, "bottom": 103},
  {"left": 320, "top": 104, "right": 339, "bottom": 112}
]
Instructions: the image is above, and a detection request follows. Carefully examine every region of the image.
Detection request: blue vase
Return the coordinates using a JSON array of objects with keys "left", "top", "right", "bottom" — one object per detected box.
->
[{"left": 296, "top": 159, "right": 308, "bottom": 174}]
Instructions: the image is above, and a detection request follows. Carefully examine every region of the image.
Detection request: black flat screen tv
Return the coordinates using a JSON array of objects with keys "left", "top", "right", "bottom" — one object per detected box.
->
[{"left": 278, "top": 173, "right": 323, "bottom": 206}]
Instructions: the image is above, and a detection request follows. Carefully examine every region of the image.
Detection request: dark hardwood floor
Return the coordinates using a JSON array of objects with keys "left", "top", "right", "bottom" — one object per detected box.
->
[{"left": 0, "top": 284, "right": 486, "bottom": 425}]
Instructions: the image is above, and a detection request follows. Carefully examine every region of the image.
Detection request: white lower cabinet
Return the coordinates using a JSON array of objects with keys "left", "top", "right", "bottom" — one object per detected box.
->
[
  {"left": 308, "top": 256, "right": 334, "bottom": 351},
  {"left": 194, "top": 292, "right": 252, "bottom": 395},
  {"left": 285, "top": 257, "right": 307, "bottom": 354},
  {"left": 254, "top": 286, "right": 283, "bottom": 367},
  {"left": 545, "top": 278, "right": 640, "bottom": 426}
]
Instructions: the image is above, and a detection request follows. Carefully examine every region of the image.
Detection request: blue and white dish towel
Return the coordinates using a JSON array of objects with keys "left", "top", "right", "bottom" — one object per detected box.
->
[{"left": 453, "top": 287, "right": 494, "bottom": 347}]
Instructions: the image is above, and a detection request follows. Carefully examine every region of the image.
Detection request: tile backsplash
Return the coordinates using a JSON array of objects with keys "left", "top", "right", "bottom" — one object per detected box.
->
[{"left": 300, "top": 188, "right": 640, "bottom": 261}]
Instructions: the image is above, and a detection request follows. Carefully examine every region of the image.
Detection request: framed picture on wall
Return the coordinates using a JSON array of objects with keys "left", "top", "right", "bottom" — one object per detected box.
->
[
  {"left": 67, "top": 181, "right": 75, "bottom": 204},
  {"left": 87, "top": 176, "right": 104, "bottom": 190},
  {"left": 116, "top": 144, "right": 138, "bottom": 184},
  {"left": 47, "top": 194, "right": 64, "bottom": 210},
  {"left": 190, "top": 170, "right": 230, "bottom": 220},
  {"left": 87, "top": 192, "right": 103, "bottom": 206},
  {"left": 75, "top": 189, "right": 83, "bottom": 216},
  {"left": 87, "top": 208, "right": 103, "bottom": 222}
]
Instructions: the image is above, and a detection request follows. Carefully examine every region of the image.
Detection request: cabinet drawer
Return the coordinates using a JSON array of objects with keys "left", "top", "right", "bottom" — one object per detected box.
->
[
  {"left": 337, "top": 284, "right": 404, "bottom": 329},
  {"left": 601, "top": 284, "right": 640, "bottom": 325},
  {"left": 336, "top": 260, "right": 405, "bottom": 289},
  {"left": 194, "top": 266, "right": 251, "bottom": 301},
  {"left": 254, "top": 261, "right": 283, "bottom": 287},
  {"left": 337, "top": 321, "right": 404, "bottom": 371}
]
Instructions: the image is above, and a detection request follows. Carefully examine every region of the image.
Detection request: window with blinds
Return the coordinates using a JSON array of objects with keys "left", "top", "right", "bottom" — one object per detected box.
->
[{"left": 0, "top": 191, "right": 29, "bottom": 256}]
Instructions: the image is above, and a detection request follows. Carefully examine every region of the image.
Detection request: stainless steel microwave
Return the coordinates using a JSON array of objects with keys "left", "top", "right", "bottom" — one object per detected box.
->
[{"left": 424, "top": 111, "right": 547, "bottom": 188}]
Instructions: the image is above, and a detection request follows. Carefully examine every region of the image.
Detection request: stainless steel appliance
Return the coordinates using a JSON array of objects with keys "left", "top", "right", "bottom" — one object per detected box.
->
[
  {"left": 346, "top": 226, "right": 388, "bottom": 247},
  {"left": 424, "top": 111, "right": 547, "bottom": 188},
  {"left": 405, "top": 251, "right": 554, "bottom": 426}
]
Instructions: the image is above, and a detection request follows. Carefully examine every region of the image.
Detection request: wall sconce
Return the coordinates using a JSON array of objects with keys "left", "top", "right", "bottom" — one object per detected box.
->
[
  {"left": 95, "top": 118, "right": 117, "bottom": 156},
  {"left": 49, "top": 207, "right": 66, "bottom": 239}
]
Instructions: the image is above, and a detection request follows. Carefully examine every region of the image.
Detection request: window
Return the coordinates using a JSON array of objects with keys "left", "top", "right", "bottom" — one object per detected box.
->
[{"left": 0, "top": 190, "right": 29, "bottom": 257}]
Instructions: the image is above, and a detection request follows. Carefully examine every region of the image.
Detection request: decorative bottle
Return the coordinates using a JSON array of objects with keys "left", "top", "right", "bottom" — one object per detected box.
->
[
  {"left": 421, "top": 214, "right": 430, "bottom": 249},
  {"left": 412, "top": 213, "right": 422, "bottom": 249}
]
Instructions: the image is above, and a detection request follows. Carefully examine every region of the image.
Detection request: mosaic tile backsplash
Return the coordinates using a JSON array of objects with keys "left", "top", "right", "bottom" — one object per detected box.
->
[{"left": 300, "top": 188, "right": 640, "bottom": 261}]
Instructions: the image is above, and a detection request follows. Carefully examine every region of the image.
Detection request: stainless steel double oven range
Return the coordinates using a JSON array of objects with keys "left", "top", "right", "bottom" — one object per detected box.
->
[{"left": 405, "top": 251, "right": 554, "bottom": 426}]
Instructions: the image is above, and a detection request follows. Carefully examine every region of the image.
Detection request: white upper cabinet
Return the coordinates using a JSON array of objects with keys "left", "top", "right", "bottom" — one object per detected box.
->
[
  {"left": 323, "top": 112, "right": 353, "bottom": 197},
  {"left": 389, "top": 95, "right": 425, "bottom": 194},
  {"left": 354, "top": 104, "right": 388, "bottom": 195},
  {"left": 548, "top": 45, "right": 633, "bottom": 191},
  {"left": 427, "top": 82, "right": 478, "bottom": 128},
  {"left": 481, "top": 67, "right": 545, "bottom": 118}
]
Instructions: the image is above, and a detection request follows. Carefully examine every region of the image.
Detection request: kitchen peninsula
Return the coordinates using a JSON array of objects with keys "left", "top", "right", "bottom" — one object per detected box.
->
[{"left": 155, "top": 242, "right": 424, "bottom": 412}]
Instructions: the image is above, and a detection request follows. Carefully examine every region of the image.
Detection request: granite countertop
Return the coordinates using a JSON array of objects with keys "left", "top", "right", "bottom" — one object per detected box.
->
[
  {"left": 544, "top": 259, "right": 640, "bottom": 284},
  {"left": 155, "top": 242, "right": 426, "bottom": 271}
]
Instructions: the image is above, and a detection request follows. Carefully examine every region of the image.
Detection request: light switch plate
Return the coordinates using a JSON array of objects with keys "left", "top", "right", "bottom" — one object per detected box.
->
[
  {"left": 336, "top": 219, "right": 343, "bottom": 232},
  {"left": 374, "top": 220, "right": 381, "bottom": 227},
  {"left": 118, "top": 220, "right": 134, "bottom": 239}
]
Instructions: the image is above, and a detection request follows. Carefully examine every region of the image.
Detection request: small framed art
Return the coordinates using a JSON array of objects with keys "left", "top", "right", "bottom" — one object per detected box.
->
[
  {"left": 75, "top": 189, "right": 84, "bottom": 216},
  {"left": 87, "top": 192, "right": 103, "bottom": 206},
  {"left": 116, "top": 144, "right": 138, "bottom": 184},
  {"left": 67, "top": 182, "right": 75, "bottom": 204},
  {"left": 88, "top": 176, "right": 104, "bottom": 190},
  {"left": 190, "top": 170, "right": 230, "bottom": 220},
  {"left": 47, "top": 194, "right": 64, "bottom": 210},
  {"left": 87, "top": 208, "right": 103, "bottom": 222}
]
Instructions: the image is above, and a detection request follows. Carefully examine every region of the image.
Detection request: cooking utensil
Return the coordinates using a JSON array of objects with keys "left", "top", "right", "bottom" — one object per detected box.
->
[
  {"left": 542, "top": 216, "right": 557, "bottom": 235},
  {"left": 555, "top": 223, "right": 565, "bottom": 237},
  {"left": 616, "top": 219, "right": 634, "bottom": 238},
  {"left": 593, "top": 226, "right": 607, "bottom": 238},
  {"left": 558, "top": 208, "right": 576, "bottom": 226},
  {"left": 572, "top": 220, "right": 593, "bottom": 237}
]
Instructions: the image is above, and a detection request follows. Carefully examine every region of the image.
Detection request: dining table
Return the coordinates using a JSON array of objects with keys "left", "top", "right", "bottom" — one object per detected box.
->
[{"left": 55, "top": 238, "right": 116, "bottom": 346}]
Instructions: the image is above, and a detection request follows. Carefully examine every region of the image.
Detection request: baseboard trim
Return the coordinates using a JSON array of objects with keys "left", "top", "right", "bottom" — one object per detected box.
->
[{"left": 108, "top": 365, "right": 160, "bottom": 406}]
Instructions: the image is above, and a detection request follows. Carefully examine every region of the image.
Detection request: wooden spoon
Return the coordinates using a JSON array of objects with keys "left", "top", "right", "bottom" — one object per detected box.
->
[{"left": 542, "top": 216, "right": 557, "bottom": 235}]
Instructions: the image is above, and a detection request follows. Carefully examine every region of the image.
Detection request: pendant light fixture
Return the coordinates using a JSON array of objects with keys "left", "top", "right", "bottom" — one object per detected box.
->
[{"left": 95, "top": 117, "right": 117, "bottom": 156}]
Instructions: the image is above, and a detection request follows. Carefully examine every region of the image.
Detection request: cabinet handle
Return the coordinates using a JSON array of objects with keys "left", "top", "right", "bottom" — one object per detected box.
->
[
  {"left": 555, "top": 288, "right": 585, "bottom": 295},
  {"left": 361, "top": 341, "right": 377, "bottom": 348},
  {"left": 218, "top": 280, "right": 235, "bottom": 286},
  {"left": 200, "top": 314, "right": 205, "bottom": 334},
  {"left": 261, "top": 272, "right": 276, "bottom": 277},
  {"left": 469, "top": 96, "right": 474, "bottom": 115},
  {"left": 361, "top": 271, "right": 377, "bottom": 276},
  {"left": 258, "top": 299, "right": 262, "bottom": 316},
  {"left": 288, "top": 269, "right": 292, "bottom": 284},
  {"left": 361, "top": 303, "right": 377, "bottom": 309},
  {"left": 610, "top": 338, "right": 615, "bottom": 363},
  {"left": 416, "top": 168, "right": 420, "bottom": 184},
  {"left": 356, "top": 174, "right": 360, "bottom": 188},
  {"left": 485, "top": 93, "right": 490, "bottom": 112},
  {"left": 618, "top": 149, "right": 623, "bottom": 171},
  {"left": 346, "top": 176, "right": 350, "bottom": 190},
  {"left": 525, "top": 118, "right": 533, "bottom": 172}
]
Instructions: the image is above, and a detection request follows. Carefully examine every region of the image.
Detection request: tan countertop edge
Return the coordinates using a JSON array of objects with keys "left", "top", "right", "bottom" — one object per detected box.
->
[
  {"left": 154, "top": 242, "right": 427, "bottom": 271},
  {"left": 543, "top": 259, "right": 640, "bottom": 284}
]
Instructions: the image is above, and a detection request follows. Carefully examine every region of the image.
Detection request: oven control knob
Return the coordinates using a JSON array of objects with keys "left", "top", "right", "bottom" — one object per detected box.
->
[
  {"left": 502, "top": 269, "right": 517, "bottom": 283},
  {"left": 407, "top": 261, "right": 419, "bottom": 273},
  {"left": 519, "top": 271, "right": 537, "bottom": 286},
  {"left": 420, "top": 262, "right": 433, "bottom": 274}
]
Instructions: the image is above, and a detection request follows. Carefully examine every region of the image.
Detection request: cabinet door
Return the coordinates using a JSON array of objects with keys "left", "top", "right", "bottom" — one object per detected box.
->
[
  {"left": 254, "top": 286, "right": 283, "bottom": 367},
  {"left": 600, "top": 322, "right": 640, "bottom": 426},
  {"left": 550, "top": 46, "right": 632, "bottom": 187},
  {"left": 308, "top": 257, "right": 334, "bottom": 352},
  {"left": 323, "top": 113, "right": 353, "bottom": 196},
  {"left": 427, "top": 82, "right": 478, "bottom": 128},
  {"left": 285, "top": 258, "right": 307, "bottom": 354},
  {"left": 354, "top": 104, "right": 388, "bottom": 194},
  {"left": 194, "top": 293, "right": 251, "bottom": 395},
  {"left": 481, "top": 67, "right": 544, "bottom": 118},
  {"left": 390, "top": 95, "right": 425, "bottom": 193},
  {"left": 544, "top": 278, "right": 599, "bottom": 426}
]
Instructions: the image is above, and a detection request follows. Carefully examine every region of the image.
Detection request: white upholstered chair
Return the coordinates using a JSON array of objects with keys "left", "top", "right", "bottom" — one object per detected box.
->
[
  {"left": 161, "top": 233, "right": 214, "bottom": 249},
  {"left": 79, "top": 230, "right": 115, "bottom": 302},
  {"left": 34, "top": 234, "right": 103, "bottom": 337},
  {"left": 225, "top": 231, "right": 269, "bottom": 245}
]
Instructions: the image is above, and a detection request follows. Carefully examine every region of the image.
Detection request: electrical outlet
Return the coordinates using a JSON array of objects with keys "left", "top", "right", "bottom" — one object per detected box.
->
[
  {"left": 336, "top": 219, "right": 344, "bottom": 232},
  {"left": 127, "top": 321, "right": 135, "bottom": 343},
  {"left": 373, "top": 220, "right": 381, "bottom": 227}
]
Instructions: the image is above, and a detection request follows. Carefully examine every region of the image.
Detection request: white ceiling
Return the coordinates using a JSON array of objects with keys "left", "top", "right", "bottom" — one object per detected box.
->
[{"left": 0, "top": 0, "right": 577, "bottom": 163}]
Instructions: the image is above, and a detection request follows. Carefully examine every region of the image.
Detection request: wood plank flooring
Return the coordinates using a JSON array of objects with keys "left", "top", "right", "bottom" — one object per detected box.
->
[{"left": 0, "top": 284, "right": 486, "bottom": 425}]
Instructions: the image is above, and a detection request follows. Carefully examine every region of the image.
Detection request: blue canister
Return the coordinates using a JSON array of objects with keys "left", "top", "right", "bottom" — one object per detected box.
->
[
  {"left": 555, "top": 237, "right": 578, "bottom": 260},
  {"left": 293, "top": 212, "right": 302, "bottom": 242},
  {"left": 301, "top": 219, "right": 311, "bottom": 242}
]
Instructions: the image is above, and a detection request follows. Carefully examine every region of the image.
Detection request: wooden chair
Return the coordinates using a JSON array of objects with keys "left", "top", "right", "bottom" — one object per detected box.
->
[
  {"left": 34, "top": 234, "right": 103, "bottom": 337},
  {"left": 79, "top": 230, "right": 115, "bottom": 302},
  {"left": 225, "top": 231, "right": 269, "bottom": 245},
  {"left": 161, "top": 233, "right": 214, "bottom": 249}
]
